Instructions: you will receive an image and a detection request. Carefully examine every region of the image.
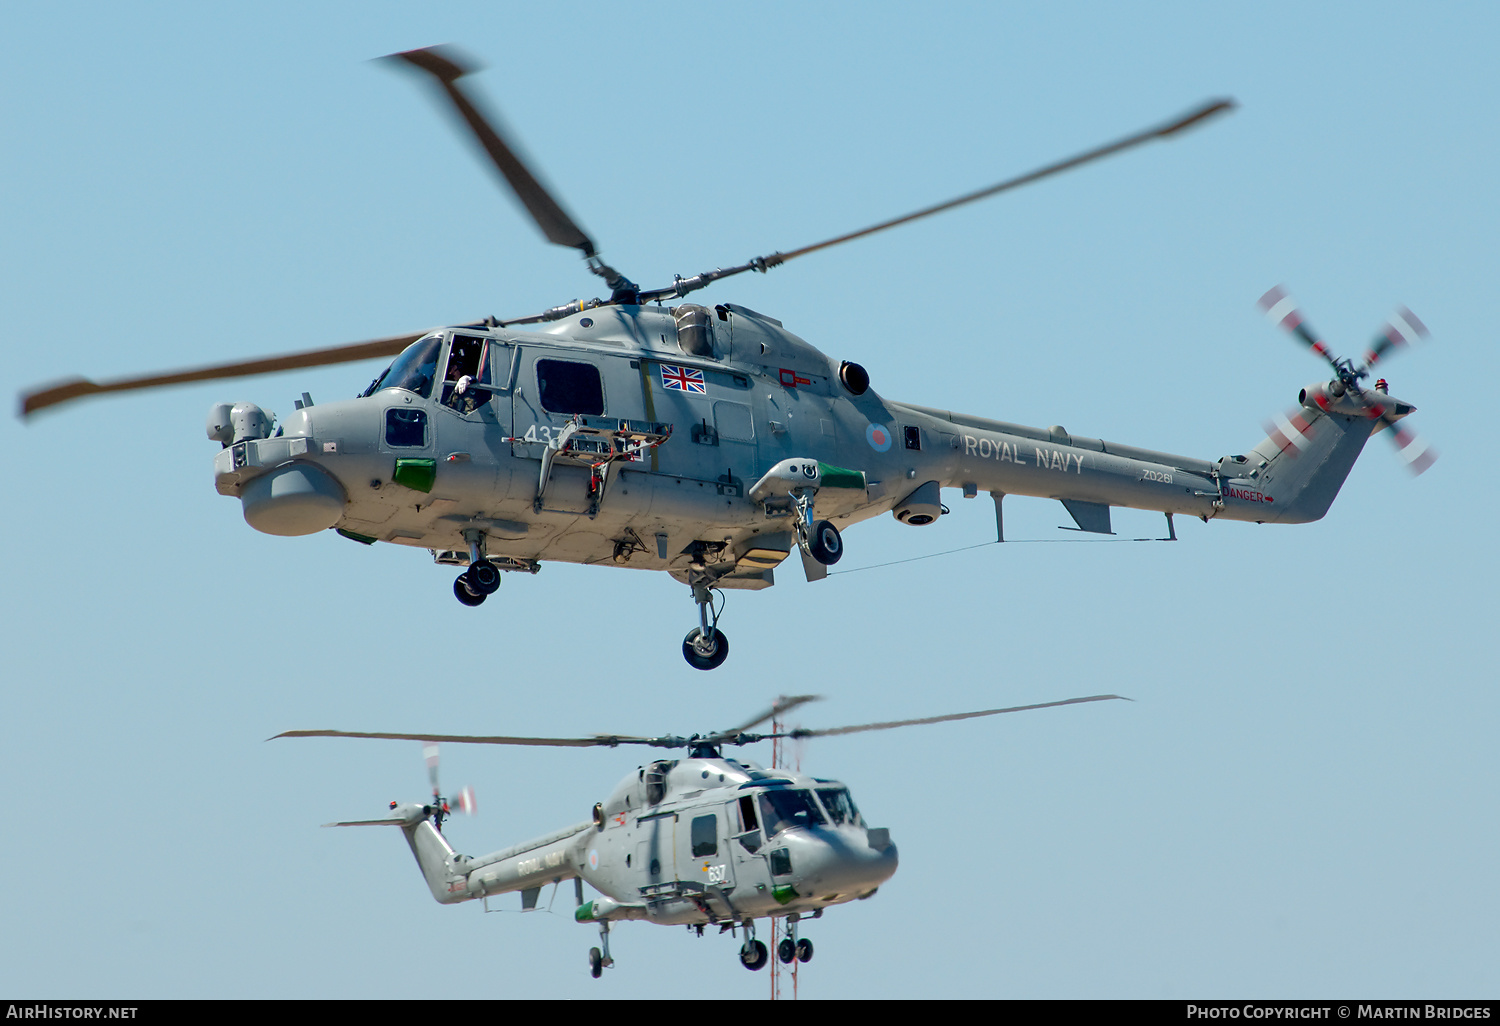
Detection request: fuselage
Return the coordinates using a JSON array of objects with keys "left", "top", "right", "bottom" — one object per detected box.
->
[
  {"left": 403, "top": 755, "right": 898, "bottom": 926},
  {"left": 210, "top": 301, "right": 1391, "bottom": 589}
]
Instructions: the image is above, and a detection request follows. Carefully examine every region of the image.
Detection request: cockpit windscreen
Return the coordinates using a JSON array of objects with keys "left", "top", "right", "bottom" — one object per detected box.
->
[
  {"left": 757, "top": 788, "right": 827, "bottom": 836},
  {"left": 363, "top": 334, "right": 441, "bottom": 399},
  {"left": 815, "top": 787, "right": 863, "bottom": 827}
]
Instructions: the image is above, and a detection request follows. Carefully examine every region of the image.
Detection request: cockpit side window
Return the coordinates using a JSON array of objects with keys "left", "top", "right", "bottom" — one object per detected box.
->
[
  {"left": 385, "top": 407, "right": 427, "bottom": 447},
  {"left": 815, "top": 787, "right": 862, "bottom": 827},
  {"left": 756, "top": 789, "right": 827, "bottom": 837},
  {"left": 737, "top": 794, "right": 758, "bottom": 833},
  {"left": 441, "top": 334, "right": 494, "bottom": 413},
  {"left": 536, "top": 359, "right": 605, "bottom": 415},
  {"left": 366, "top": 335, "right": 442, "bottom": 399}
]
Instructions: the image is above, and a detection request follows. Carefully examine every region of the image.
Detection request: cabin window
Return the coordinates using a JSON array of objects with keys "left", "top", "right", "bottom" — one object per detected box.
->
[
  {"left": 536, "top": 359, "right": 604, "bottom": 415},
  {"left": 769, "top": 848, "right": 792, "bottom": 877},
  {"left": 385, "top": 407, "right": 427, "bottom": 447},
  {"left": 691, "top": 814, "right": 718, "bottom": 857},
  {"left": 738, "top": 795, "right": 758, "bottom": 832},
  {"left": 757, "top": 789, "right": 826, "bottom": 837},
  {"left": 815, "top": 787, "right": 862, "bottom": 827}
]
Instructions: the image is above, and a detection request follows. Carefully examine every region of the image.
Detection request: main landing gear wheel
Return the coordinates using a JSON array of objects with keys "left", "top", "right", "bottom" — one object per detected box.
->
[
  {"left": 453, "top": 575, "right": 486, "bottom": 607},
  {"left": 807, "top": 519, "right": 843, "bottom": 565},
  {"left": 778, "top": 937, "right": 797, "bottom": 964},
  {"left": 796, "top": 938, "right": 813, "bottom": 963},
  {"left": 465, "top": 559, "right": 502, "bottom": 594},
  {"left": 682, "top": 627, "right": 729, "bottom": 671},
  {"left": 588, "top": 947, "right": 603, "bottom": 979},
  {"left": 739, "top": 939, "right": 769, "bottom": 971}
]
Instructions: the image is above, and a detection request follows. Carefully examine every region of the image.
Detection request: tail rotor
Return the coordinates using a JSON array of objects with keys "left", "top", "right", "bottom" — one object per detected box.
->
[
  {"left": 422, "top": 742, "right": 477, "bottom": 831},
  {"left": 1257, "top": 286, "right": 1438, "bottom": 476}
]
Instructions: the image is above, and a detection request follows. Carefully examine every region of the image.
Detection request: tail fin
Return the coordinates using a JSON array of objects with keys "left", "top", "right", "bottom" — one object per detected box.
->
[
  {"left": 1241, "top": 402, "right": 1375, "bottom": 523},
  {"left": 327, "top": 802, "right": 468, "bottom": 904},
  {"left": 400, "top": 812, "right": 470, "bottom": 904}
]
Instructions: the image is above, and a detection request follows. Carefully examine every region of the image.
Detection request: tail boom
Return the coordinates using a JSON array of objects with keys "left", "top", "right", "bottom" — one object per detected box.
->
[{"left": 887, "top": 398, "right": 1381, "bottom": 528}]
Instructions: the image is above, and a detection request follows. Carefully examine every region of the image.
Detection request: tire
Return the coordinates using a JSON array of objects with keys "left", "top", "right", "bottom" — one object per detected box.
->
[
  {"left": 796, "top": 938, "right": 813, "bottom": 963},
  {"left": 739, "top": 939, "right": 769, "bottom": 971},
  {"left": 778, "top": 938, "right": 797, "bottom": 964},
  {"left": 466, "top": 559, "right": 502, "bottom": 594},
  {"left": 807, "top": 520, "right": 843, "bottom": 565},
  {"left": 454, "top": 575, "right": 486, "bottom": 606},
  {"left": 589, "top": 947, "right": 603, "bottom": 979},
  {"left": 682, "top": 628, "right": 729, "bottom": 670}
]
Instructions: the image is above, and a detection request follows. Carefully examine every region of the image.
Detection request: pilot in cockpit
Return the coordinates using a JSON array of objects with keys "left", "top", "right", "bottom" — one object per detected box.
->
[{"left": 443, "top": 337, "right": 490, "bottom": 414}]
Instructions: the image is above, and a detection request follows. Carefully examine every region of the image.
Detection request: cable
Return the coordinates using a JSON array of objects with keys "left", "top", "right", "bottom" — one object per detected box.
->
[{"left": 828, "top": 533, "right": 1176, "bottom": 576}]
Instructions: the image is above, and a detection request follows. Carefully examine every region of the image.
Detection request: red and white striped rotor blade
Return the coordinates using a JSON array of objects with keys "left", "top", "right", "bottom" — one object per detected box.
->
[
  {"left": 455, "top": 785, "right": 478, "bottom": 816},
  {"left": 1367, "top": 405, "right": 1437, "bottom": 476},
  {"left": 1364, "top": 306, "right": 1429, "bottom": 371},
  {"left": 423, "top": 742, "right": 441, "bottom": 799},
  {"left": 1258, "top": 286, "right": 1339, "bottom": 369},
  {"left": 1263, "top": 407, "right": 1317, "bottom": 457}
]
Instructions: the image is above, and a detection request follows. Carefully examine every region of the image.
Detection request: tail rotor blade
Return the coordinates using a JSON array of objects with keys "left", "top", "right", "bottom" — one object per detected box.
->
[
  {"left": 1365, "top": 306, "right": 1429, "bottom": 371},
  {"left": 455, "top": 785, "right": 477, "bottom": 816},
  {"left": 424, "top": 742, "right": 441, "bottom": 799},
  {"left": 1371, "top": 407, "right": 1438, "bottom": 475},
  {"left": 1262, "top": 407, "right": 1318, "bottom": 457},
  {"left": 1258, "top": 286, "right": 1339, "bottom": 370}
]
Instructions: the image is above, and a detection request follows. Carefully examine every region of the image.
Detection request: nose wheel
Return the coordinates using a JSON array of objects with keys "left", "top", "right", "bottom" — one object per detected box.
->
[
  {"left": 453, "top": 573, "right": 487, "bottom": 606},
  {"left": 777, "top": 915, "right": 815, "bottom": 964},
  {"left": 453, "top": 530, "right": 502, "bottom": 606}
]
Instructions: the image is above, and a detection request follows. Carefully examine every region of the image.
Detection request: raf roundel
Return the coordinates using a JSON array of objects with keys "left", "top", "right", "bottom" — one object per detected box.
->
[{"left": 866, "top": 422, "right": 893, "bottom": 452}]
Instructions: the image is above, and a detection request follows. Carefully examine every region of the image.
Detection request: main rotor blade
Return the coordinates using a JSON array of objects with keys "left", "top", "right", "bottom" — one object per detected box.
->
[
  {"left": 781, "top": 694, "right": 1130, "bottom": 739},
  {"left": 775, "top": 100, "right": 1233, "bottom": 265},
  {"left": 272, "top": 728, "right": 657, "bottom": 749},
  {"left": 387, "top": 46, "right": 597, "bottom": 257},
  {"left": 636, "top": 98, "right": 1235, "bottom": 306},
  {"left": 20, "top": 330, "right": 428, "bottom": 417},
  {"left": 721, "top": 695, "right": 824, "bottom": 737}
]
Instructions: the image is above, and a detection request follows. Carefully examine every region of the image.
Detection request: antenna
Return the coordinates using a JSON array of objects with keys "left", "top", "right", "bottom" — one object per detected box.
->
[{"left": 770, "top": 697, "right": 802, "bottom": 1002}]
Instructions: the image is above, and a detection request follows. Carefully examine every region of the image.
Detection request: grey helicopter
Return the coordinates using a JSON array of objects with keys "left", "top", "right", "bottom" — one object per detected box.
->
[
  {"left": 20, "top": 47, "right": 1436, "bottom": 670},
  {"left": 275, "top": 692, "right": 1126, "bottom": 977}
]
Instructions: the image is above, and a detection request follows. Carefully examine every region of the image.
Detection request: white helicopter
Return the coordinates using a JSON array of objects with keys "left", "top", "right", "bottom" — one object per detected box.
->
[
  {"left": 275, "top": 693, "right": 1126, "bottom": 977},
  {"left": 21, "top": 47, "right": 1435, "bottom": 670}
]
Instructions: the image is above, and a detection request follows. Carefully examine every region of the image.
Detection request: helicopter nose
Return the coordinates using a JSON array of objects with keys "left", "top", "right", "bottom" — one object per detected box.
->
[
  {"left": 788, "top": 828, "right": 898, "bottom": 899},
  {"left": 240, "top": 461, "right": 346, "bottom": 536}
]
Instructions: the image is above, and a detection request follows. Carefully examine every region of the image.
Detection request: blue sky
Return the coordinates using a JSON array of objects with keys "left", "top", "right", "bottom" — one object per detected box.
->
[{"left": 2, "top": 1, "right": 1496, "bottom": 999}]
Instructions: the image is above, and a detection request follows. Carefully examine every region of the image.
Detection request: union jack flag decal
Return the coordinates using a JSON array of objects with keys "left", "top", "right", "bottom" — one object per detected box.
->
[{"left": 659, "top": 364, "right": 706, "bottom": 393}]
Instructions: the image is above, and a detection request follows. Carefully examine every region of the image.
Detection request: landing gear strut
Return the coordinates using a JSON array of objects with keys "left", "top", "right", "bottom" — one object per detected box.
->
[
  {"left": 792, "top": 490, "right": 843, "bottom": 566},
  {"left": 682, "top": 579, "right": 729, "bottom": 670},
  {"left": 588, "top": 920, "right": 614, "bottom": 979},
  {"left": 777, "top": 914, "right": 815, "bottom": 964},
  {"left": 453, "top": 529, "right": 501, "bottom": 607}
]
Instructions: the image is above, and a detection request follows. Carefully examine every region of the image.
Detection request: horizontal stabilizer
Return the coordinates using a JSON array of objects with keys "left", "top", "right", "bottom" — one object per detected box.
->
[
  {"left": 323, "top": 817, "right": 410, "bottom": 827},
  {"left": 323, "top": 802, "right": 425, "bottom": 828},
  {"left": 1060, "top": 498, "right": 1113, "bottom": 535}
]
